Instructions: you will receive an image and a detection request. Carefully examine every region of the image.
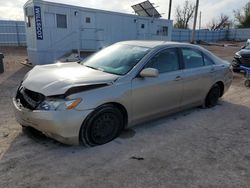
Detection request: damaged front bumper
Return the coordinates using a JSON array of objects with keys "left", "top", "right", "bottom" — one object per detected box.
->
[{"left": 13, "top": 98, "right": 93, "bottom": 145}]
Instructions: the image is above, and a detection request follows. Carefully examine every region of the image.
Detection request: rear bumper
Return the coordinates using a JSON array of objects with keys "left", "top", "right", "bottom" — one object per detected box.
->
[{"left": 13, "top": 98, "right": 93, "bottom": 145}]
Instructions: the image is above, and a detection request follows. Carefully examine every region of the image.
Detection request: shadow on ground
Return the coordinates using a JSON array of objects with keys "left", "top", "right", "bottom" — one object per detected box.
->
[
  {"left": 0, "top": 65, "right": 31, "bottom": 158},
  {"left": 1, "top": 100, "right": 250, "bottom": 187}
]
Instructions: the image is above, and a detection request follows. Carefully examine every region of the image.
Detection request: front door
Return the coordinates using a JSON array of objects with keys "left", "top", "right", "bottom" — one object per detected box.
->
[
  {"left": 136, "top": 19, "right": 148, "bottom": 40},
  {"left": 80, "top": 11, "right": 96, "bottom": 50},
  {"left": 131, "top": 48, "right": 184, "bottom": 122}
]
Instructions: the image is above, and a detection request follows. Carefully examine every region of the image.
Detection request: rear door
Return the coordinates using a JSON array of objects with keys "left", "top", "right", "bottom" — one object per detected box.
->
[
  {"left": 180, "top": 48, "right": 215, "bottom": 107},
  {"left": 131, "top": 48, "right": 184, "bottom": 122}
]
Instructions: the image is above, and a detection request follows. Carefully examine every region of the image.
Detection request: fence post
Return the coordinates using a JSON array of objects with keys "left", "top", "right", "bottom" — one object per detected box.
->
[
  {"left": 179, "top": 30, "right": 181, "bottom": 42},
  {"left": 0, "top": 53, "right": 4, "bottom": 74},
  {"left": 234, "top": 29, "right": 237, "bottom": 41},
  {"left": 15, "top": 22, "right": 20, "bottom": 46}
]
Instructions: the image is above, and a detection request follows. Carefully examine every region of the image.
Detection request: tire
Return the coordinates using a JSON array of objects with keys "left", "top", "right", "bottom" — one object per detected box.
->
[
  {"left": 233, "top": 68, "right": 240, "bottom": 73},
  {"left": 205, "top": 84, "right": 221, "bottom": 108},
  {"left": 80, "top": 105, "right": 124, "bottom": 146},
  {"left": 245, "top": 80, "right": 250, "bottom": 87}
]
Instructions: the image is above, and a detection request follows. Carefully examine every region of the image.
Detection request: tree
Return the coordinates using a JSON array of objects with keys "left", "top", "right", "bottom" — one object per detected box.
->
[
  {"left": 207, "top": 14, "right": 232, "bottom": 30},
  {"left": 174, "top": 0, "right": 196, "bottom": 29},
  {"left": 234, "top": 2, "right": 250, "bottom": 28}
]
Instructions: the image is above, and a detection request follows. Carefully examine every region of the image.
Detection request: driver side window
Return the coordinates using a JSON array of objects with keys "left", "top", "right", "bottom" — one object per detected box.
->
[{"left": 145, "top": 48, "right": 180, "bottom": 73}]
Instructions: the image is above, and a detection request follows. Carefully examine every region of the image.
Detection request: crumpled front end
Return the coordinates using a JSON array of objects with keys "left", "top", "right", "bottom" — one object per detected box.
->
[{"left": 13, "top": 84, "right": 93, "bottom": 145}]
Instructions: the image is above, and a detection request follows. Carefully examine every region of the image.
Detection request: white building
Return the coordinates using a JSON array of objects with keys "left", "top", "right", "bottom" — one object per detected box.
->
[{"left": 24, "top": 0, "right": 173, "bottom": 65}]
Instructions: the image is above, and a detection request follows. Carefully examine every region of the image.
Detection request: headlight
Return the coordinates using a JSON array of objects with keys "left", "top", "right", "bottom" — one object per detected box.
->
[
  {"left": 37, "top": 98, "right": 82, "bottom": 111},
  {"left": 235, "top": 52, "right": 241, "bottom": 58}
]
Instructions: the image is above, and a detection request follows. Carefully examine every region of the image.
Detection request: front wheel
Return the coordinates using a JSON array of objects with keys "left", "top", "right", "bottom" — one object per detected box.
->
[
  {"left": 80, "top": 105, "right": 124, "bottom": 146},
  {"left": 205, "top": 84, "right": 221, "bottom": 108}
]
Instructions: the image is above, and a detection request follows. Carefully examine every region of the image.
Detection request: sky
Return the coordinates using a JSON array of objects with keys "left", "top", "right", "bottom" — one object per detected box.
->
[{"left": 0, "top": 0, "right": 249, "bottom": 28}]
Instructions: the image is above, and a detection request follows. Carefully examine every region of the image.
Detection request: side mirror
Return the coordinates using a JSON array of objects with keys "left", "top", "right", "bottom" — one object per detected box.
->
[{"left": 140, "top": 68, "right": 159, "bottom": 78}]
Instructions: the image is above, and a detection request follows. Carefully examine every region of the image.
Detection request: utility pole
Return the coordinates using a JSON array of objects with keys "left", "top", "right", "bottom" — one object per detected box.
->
[
  {"left": 191, "top": 0, "right": 199, "bottom": 43},
  {"left": 168, "top": 0, "right": 172, "bottom": 20},
  {"left": 199, "top": 11, "right": 201, "bottom": 30}
]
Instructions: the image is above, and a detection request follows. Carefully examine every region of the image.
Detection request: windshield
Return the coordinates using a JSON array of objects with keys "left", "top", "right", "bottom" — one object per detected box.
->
[{"left": 81, "top": 44, "right": 150, "bottom": 75}]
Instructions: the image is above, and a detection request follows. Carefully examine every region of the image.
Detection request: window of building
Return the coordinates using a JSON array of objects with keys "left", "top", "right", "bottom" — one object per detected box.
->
[
  {"left": 182, "top": 48, "right": 204, "bottom": 69},
  {"left": 56, "top": 14, "right": 67, "bottom": 28},
  {"left": 25, "top": 7, "right": 33, "bottom": 27},
  {"left": 26, "top": 16, "right": 32, "bottom": 27},
  {"left": 162, "top": 26, "right": 168, "bottom": 36},
  {"left": 141, "top": 24, "right": 145, "bottom": 29},
  {"left": 156, "top": 26, "right": 168, "bottom": 36},
  {"left": 86, "top": 17, "right": 91, "bottom": 23},
  {"left": 145, "top": 48, "right": 180, "bottom": 73}
]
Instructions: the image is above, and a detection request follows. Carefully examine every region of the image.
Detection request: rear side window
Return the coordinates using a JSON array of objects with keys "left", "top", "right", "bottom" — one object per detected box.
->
[
  {"left": 182, "top": 48, "right": 204, "bottom": 69},
  {"left": 203, "top": 54, "right": 214, "bottom": 65},
  {"left": 145, "top": 48, "right": 180, "bottom": 73}
]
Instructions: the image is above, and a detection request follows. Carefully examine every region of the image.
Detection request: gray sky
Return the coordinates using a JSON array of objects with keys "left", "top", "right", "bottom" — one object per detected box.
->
[{"left": 0, "top": 0, "right": 248, "bottom": 28}]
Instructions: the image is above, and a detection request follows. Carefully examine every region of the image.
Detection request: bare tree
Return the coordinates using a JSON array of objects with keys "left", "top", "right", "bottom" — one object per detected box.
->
[
  {"left": 207, "top": 14, "right": 232, "bottom": 30},
  {"left": 174, "top": 0, "right": 196, "bottom": 29},
  {"left": 234, "top": 2, "right": 250, "bottom": 28}
]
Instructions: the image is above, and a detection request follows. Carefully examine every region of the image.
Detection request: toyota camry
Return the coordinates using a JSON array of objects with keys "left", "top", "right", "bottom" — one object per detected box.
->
[{"left": 13, "top": 41, "right": 233, "bottom": 146}]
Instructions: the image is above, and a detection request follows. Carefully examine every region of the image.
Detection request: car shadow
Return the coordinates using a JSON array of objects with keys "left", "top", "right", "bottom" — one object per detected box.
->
[
  {"left": 0, "top": 98, "right": 250, "bottom": 188},
  {"left": 1, "top": 99, "right": 249, "bottom": 157}
]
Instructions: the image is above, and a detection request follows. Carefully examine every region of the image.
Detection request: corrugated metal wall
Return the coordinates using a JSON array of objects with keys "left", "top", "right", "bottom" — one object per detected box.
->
[
  {"left": 228, "top": 29, "right": 250, "bottom": 41},
  {"left": 172, "top": 29, "right": 227, "bottom": 42},
  {"left": 0, "top": 20, "right": 26, "bottom": 46}
]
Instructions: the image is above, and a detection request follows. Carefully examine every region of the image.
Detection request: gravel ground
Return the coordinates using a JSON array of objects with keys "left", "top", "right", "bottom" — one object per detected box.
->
[{"left": 0, "top": 43, "right": 250, "bottom": 188}]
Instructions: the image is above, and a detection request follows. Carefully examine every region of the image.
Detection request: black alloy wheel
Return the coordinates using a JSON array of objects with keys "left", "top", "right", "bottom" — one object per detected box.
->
[{"left": 205, "top": 84, "right": 221, "bottom": 108}]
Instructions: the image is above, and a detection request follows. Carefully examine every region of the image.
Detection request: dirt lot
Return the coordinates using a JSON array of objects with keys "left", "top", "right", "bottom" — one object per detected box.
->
[{"left": 0, "top": 43, "right": 250, "bottom": 188}]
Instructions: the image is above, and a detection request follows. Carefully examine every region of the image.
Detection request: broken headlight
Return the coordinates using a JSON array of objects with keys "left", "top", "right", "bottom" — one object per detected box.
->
[{"left": 37, "top": 98, "right": 82, "bottom": 111}]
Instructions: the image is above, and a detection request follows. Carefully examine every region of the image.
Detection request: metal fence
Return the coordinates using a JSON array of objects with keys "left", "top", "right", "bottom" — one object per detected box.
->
[
  {"left": 172, "top": 28, "right": 250, "bottom": 42},
  {"left": 0, "top": 20, "right": 26, "bottom": 46},
  {"left": 172, "top": 29, "right": 227, "bottom": 42},
  {"left": 228, "top": 29, "right": 250, "bottom": 41}
]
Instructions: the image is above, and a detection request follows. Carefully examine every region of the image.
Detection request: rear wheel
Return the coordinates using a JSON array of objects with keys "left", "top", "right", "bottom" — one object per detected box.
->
[
  {"left": 233, "top": 68, "right": 240, "bottom": 73},
  {"left": 205, "top": 84, "right": 221, "bottom": 108},
  {"left": 80, "top": 105, "right": 124, "bottom": 146},
  {"left": 245, "top": 80, "right": 250, "bottom": 87}
]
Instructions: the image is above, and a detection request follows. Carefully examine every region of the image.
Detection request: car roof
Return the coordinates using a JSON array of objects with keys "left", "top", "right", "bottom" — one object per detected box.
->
[
  {"left": 117, "top": 40, "right": 196, "bottom": 49},
  {"left": 117, "top": 40, "right": 222, "bottom": 64}
]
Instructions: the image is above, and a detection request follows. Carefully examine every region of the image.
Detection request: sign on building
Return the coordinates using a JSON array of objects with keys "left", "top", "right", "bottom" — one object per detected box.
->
[{"left": 34, "top": 6, "right": 43, "bottom": 40}]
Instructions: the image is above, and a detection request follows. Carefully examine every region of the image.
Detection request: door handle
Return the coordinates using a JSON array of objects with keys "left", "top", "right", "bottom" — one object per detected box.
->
[
  {"left": 175, "top": 76, "right": 182, "bottom": 81},
  {"left": 210, "top": 68, "right": 215, "bottom": 73}
]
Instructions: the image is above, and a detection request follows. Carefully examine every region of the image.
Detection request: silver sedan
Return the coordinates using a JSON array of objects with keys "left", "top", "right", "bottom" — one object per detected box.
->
[{"left": 13, "top": 41, "right": 233, "bottom": 146}]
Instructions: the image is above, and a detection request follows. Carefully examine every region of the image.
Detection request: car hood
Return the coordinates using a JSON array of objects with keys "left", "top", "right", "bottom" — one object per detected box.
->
[
  {"left": 237, "top": 49, "right": 250, "bottom": 57},
  {"left": 22, "top": 62, "right": 119, "bottom": 96}
]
